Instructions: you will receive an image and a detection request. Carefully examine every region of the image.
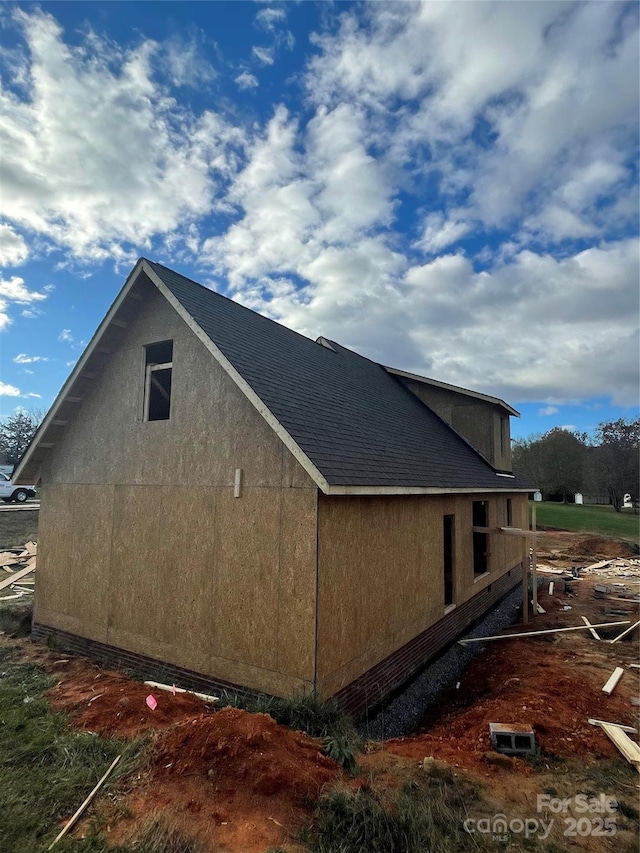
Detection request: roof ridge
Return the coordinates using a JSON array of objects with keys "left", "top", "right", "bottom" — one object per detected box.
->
[{"left": 145, "top": 258, "right": 333, "bottom": 355}]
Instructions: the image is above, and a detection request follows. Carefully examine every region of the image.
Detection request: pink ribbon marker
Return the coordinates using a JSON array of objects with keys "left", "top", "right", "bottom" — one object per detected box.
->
[{"left": 146, "top": 694, "right": 158, "bottom": 711}]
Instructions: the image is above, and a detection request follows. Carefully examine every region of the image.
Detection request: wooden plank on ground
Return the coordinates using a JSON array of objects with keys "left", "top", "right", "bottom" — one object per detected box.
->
[
  {"left": 458, "top": 621, "right": 630, "bottom": 645},
  {"left": 144, "top": 680, "right": 219, "bottom": 704},
  {"left": 610, "top": 621, "right": 640, "bottom": 645},
  {"left": 599, "top": 723, "right": 640, "bottom": 773},
  {"left": 548, "top": 582, "right": 554, "bottom": 595},
  {"left": 581, "top": 616, "right": 601, "bottom": 640},
  {"left": 589, "top": 719, "right": 637, "bottom": 734},
  {"left": 585, "top": 560, "right": 611, "bottom": 571},
  {"left": 0, "top": 564, "right": 35, "bottom": 592},
  {"left": 602, "top": 667, "right": 624, "bottom": 696}
]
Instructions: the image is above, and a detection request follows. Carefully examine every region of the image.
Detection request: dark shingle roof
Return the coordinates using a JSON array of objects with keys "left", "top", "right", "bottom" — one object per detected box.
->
[{"left": 147, "top": 260, "right": 530, "bottom": 490}]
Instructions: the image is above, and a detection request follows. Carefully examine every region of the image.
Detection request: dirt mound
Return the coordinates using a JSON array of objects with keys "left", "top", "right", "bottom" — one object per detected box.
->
[
  {"left": 571, "top": 536, "right": 637, "bottom": 559},
  {"left": 152, "top": 706, "right": 338, "bottom": 800},
  {"left": 47, "top": 663, "right": 210, "bottom": 738},
  {"left": 537, "top": 531, "right": 637, "bottom": 560}
]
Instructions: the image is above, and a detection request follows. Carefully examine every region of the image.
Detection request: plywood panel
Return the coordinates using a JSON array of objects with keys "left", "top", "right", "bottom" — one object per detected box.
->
[
  {"left": 211, "top": 489, "right": 281, "bottom": 670},
  {"left": 318, "top": 492, "right": 528, "bottom": 695},
  {"left": 34, "top": 484, "right": 74, "bottom": 620},
  {"left": 276, "top": 488, "right": 317, "bottom": 680},
  {"left": 108, "top": 485, "right": 165, "bottom": 643},
  {"left": 66, "top": 485, "right": 113, "bottom": 642}
]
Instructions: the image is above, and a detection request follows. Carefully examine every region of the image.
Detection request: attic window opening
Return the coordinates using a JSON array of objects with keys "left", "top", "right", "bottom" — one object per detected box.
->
[{"left": 144, "top": 341, "right": 173, "bottom": 421}]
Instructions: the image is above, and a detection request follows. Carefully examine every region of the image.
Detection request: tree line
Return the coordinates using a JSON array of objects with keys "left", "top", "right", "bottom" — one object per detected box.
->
[{"left": 512, "top": 418, "right": 639, "bottom": 511}]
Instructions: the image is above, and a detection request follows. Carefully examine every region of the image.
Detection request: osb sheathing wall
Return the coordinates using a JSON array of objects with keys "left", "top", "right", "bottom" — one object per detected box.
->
[
  {"left": 35, "top": 279, "right": 318, "bottom": 697},
  {"left": 396, "top": 378, "right": 512, "bottom": 471},
  {"left": 316, "top": 492, "right": 527, "bottom": 698}
]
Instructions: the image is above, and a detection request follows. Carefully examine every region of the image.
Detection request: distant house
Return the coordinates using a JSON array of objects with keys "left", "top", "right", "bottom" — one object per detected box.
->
[{"left": 15, "top": 259, "right": 531, "bottom": 715}]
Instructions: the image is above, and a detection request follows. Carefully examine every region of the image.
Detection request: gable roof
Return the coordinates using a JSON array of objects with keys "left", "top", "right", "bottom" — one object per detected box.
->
[{"left": 15, "top": 259, "right": 532, "bottom": 494}]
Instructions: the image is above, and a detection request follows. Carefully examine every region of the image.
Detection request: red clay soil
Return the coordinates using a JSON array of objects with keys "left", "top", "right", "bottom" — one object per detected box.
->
[
  {"left": 46, "top": 662, "right": 338, "bottom": 852},
  {"left": 386, "top": 568, "right": 639, "bottom": 776},
  {"left": 112, "top": 708, "right": 338, "bottom": 853}
]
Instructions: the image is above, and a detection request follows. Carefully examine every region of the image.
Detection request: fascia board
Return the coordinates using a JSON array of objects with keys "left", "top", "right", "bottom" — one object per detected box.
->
[{"left": 323, "top": 485, "right": 534, "bottom": 496}]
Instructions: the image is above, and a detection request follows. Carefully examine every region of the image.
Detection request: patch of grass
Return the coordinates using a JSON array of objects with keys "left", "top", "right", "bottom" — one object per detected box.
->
[
  {"left": 222, "top": 690, "right": 362, "bottom": 772},
  {"left": 0, "top": 600, "right": 33, "bottom": 637},
  {"left": 123, "top": 818, "right": 208, "bottom": 852},
  {"left": 0, "top": 660, "right": 144, "bottom": 853},
  {"left": 531, "top": 501, "right": 639, "bottom": 545},
  {"left": 617, "top": 800, "right": 640, "bottom": 821},
  {"left": 582, "top": 758, "right": 639, "bottom": 792},
  {"left": 0, "top": 508, "right": 38, "bottom": 549},
  {"left": 308, "top": 770, "right": 485, "bottom": 853}
]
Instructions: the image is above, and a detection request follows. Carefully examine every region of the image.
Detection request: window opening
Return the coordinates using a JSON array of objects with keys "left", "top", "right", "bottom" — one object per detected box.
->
[
  {"left": 144, "top": 340, "right": 173, "bottom": 421},
  {"left": 473, "top": 500, "right": 488, "bottom": 576},
  {"left": 443, "top": 514, "right": 455, "bottom": 607}
]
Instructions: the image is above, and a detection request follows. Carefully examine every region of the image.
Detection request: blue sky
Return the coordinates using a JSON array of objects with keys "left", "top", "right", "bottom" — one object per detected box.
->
[{"left": 0, "top": 1, "right": 638, "bottom": 440}]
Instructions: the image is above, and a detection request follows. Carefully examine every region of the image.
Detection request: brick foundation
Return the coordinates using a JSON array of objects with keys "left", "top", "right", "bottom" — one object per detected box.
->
[
  {"left": 334, "top": 564, "right": 522, "bottom": 716},
  {"left": 30, "top": 624, "right": 261, "bottom": 702}
]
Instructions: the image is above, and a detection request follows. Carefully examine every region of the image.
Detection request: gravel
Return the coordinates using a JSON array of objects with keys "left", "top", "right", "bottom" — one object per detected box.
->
[{"left": 360, "top": 585, "right": 524, "bottom": 740}]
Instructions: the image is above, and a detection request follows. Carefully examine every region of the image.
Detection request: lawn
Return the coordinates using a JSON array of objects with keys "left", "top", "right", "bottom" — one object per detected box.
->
[
  {"left": 531, "top": 501, "right": 640, "bottom": 544},
  {"left": 0, "top": 509, "right": 38, "bottom": 549}
]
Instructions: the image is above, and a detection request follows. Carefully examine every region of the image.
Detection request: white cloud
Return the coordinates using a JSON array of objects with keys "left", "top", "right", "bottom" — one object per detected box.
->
[
  {"left": 23, "top": 392, "right": 41, "bottom": 398},
  {"left": 414, "top": 213, "right": 471, "bottom": 253},
  {"left": 58, "top": 329, "right": 73, "bottom": 343},
  {"left": 164, "top": 34, "right": 216, "bottom": 88},
  {"left": 0, "top": 224, "right": 28, "bottom": 266},
  {"left": 539, "top": 406, "right": 559, "bottom": 416},
  {"left": 255, "top": 8, "right": 286, "bottom": 32},
  {"left": 13, "top": 353, "right": 49, "bottom": 364},
  {"left": 252, "top": 46, "right": 274, "bottom": 66},
  {"left": 305, "top": 2, "right": 638, "bottom": 240},
  {"left": 0, "top": 382, "right": 21, "bottom": 397},
  {"left": 0, "top": 9, "right": 245, "bottom": 262},
  {"left": 0, "top": 274, "right": 48, "bottom": 330},
  {"left": 235, "top": 70, "right": 259, "bottom": 90}
]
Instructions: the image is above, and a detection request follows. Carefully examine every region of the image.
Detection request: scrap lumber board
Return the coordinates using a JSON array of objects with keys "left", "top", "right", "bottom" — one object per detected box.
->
[
  {"left": 458, "top": 621, "right": 630, "bottom": 645},
  {"left": 589, "top": 719, "right": 637, "bottom": 734},
  {"left": 144, "top": 680, "right": 219, "bottom": 704},
  {"left": 581, "top": 616, "right": 602, "bottom": 640},
  {"left": 548, "top": 582, "right": 554, "bottom": 595},
  {"left": 0, "top": 564, "right": 35, "bottom": 592},
  {"left": 602, "top": 667, "right": 624, "bottom": 696},
  {"left": 599, "top": 723, "right": 640, "bottom": 773},
  {"left": 585, "top": 560, "right": 611, "bottom": 571},
  {"left": 610, "top": 621, "right": 640, "bottom": 645},
  {"left": 47, "top": 755, "right": 122, "bottom": 849}
]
